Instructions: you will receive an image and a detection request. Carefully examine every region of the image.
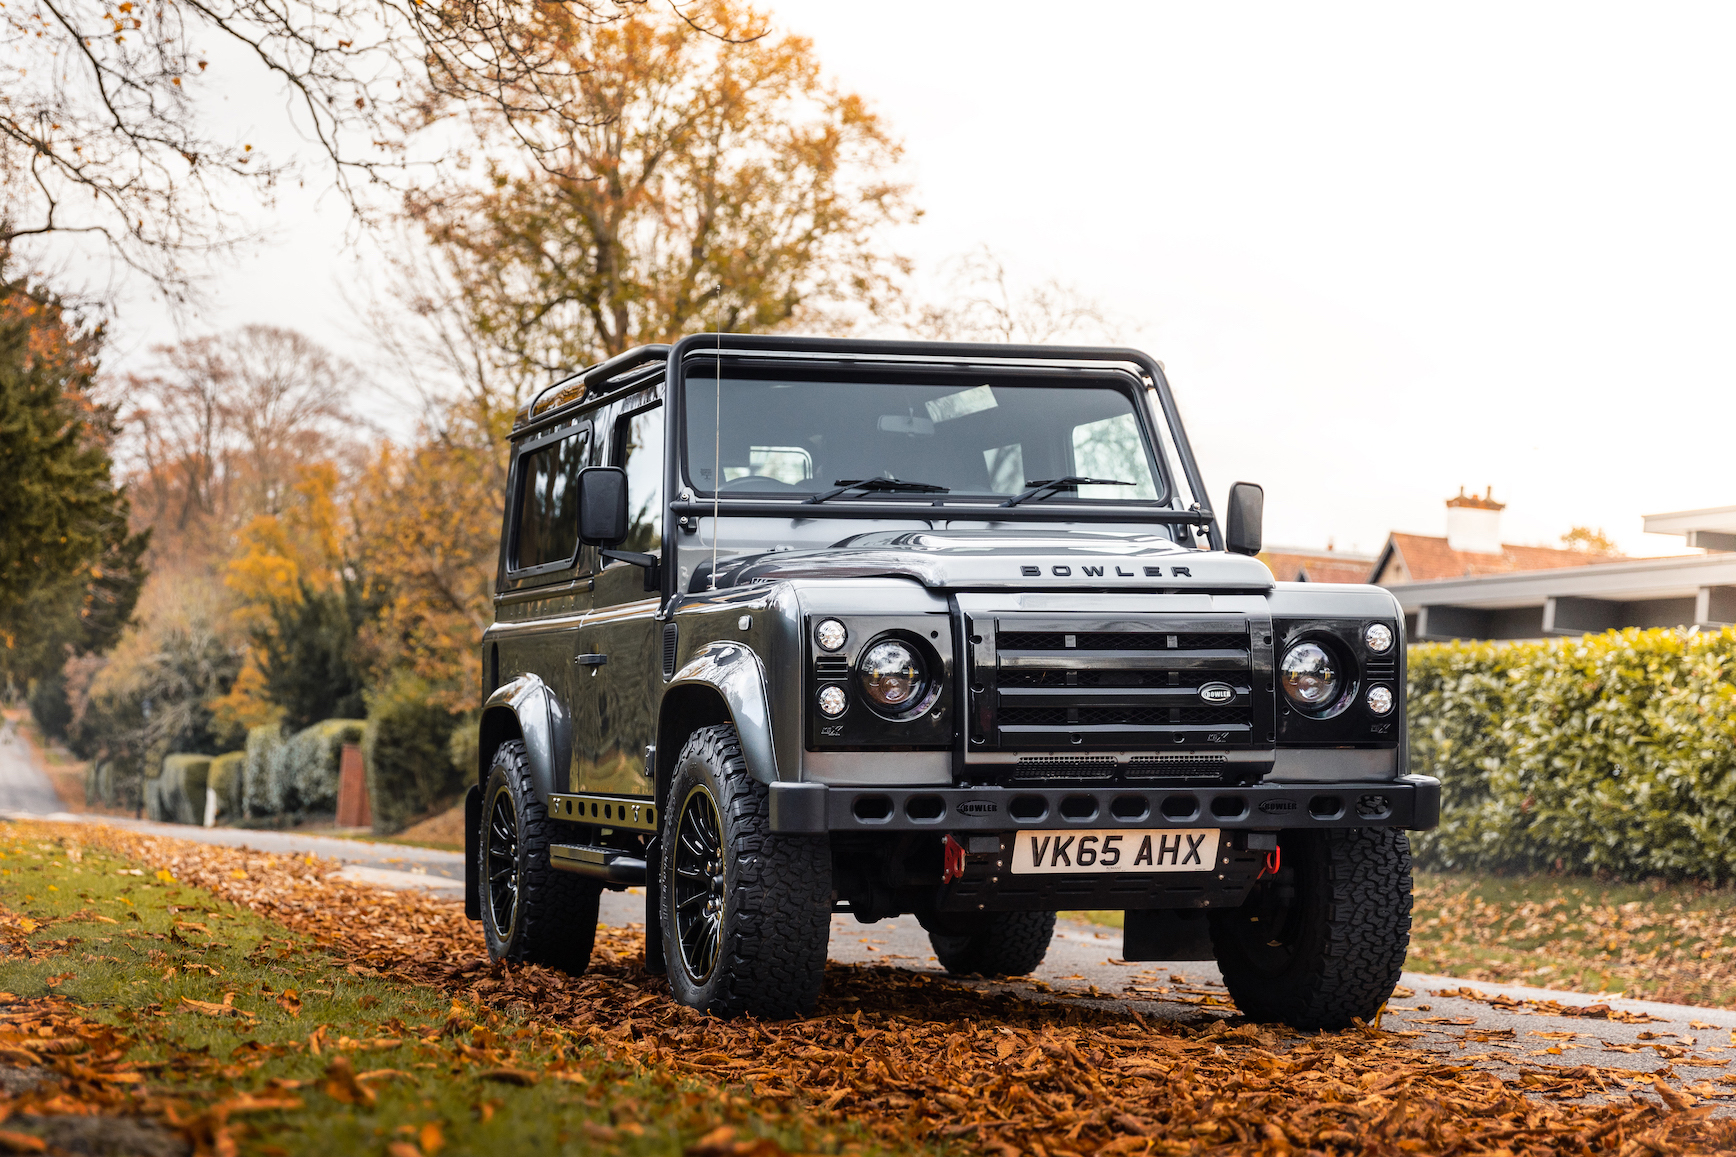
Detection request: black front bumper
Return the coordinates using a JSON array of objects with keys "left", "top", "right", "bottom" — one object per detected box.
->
[{"left": 767, "top": 774, "right": 1439, "bottom": 834}]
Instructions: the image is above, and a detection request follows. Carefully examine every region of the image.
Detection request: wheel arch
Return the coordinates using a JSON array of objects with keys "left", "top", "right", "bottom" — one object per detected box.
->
[
  {"left": 477, "top": 674, "right": 560, "bottom": 803},
  {"left": 661, "top": 641, "right": 780, "bottom": 789}
]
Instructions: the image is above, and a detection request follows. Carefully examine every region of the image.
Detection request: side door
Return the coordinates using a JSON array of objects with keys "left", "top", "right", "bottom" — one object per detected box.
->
[
  {"left": 496, "top": 421, "right": 593, "bottom": 793},
  {"left": 574, "top": 394, "right": 666, "bottom": 798}
]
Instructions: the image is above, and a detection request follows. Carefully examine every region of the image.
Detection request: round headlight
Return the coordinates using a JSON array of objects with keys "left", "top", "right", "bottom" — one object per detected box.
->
[
  {"left": 1280, "top": 642, "right": 1340, "bottom": 711},
  {"left": 858, "top": 639, "right": 927, "bottom": 714},
  {"left": 817, "top": 685, "right": 849, "bottom": 717},
  {"left": 1364, "top": 623, "right": 1394, "bottom": 653},
  {"left": 815, "top": 618, "right": 848, "bottom": 652},
  {"left": 1367, "top": 685, "right": 1394, "bottom": 715}
]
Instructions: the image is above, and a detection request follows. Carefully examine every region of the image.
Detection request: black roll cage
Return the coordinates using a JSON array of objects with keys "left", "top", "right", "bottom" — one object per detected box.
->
[{"left": 514, "top": 334, "right": 1225, "bottom": 604}]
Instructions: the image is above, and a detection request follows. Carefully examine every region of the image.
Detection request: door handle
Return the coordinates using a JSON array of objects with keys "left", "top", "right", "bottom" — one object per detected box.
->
[{"left": 575, "top": 654, "right": 608, "bottom": 667}]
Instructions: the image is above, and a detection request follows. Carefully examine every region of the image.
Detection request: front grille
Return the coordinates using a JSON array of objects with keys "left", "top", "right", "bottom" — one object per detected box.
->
[
  {"left": 999, "top": 669, "right": 1221, "bottom": 688},
  {"left": 971, "top": 614, "right": 1261, "bottom": 764},
  {"left": 997, "top": 631, "right": 1247, "bottom": 652},
  {"left": 998, "top": 704, "right": 1248, "bottom": 727}
]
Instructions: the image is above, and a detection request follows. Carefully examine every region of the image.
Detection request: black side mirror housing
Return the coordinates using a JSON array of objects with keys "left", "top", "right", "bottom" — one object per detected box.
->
[
  {"left": 577, "top": 466, "right": 629, "bottom": 547},
  {"left": 1225, "top": 482, "right": 1264, "bottom": 556}
]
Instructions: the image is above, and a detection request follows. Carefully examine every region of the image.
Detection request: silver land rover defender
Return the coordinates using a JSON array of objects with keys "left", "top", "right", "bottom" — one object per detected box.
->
[{"left": 465, "top": 335, "right": 1438, "bottom": 1029}]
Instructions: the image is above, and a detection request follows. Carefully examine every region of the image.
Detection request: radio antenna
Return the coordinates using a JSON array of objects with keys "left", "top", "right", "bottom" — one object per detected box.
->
[{"left": 710, "top": 327, "right": 722, "bottom": 589}]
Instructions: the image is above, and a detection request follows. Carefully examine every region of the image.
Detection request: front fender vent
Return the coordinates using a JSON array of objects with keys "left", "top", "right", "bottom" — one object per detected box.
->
[{"left": 662, "top": 623, "right": 678, "bottom": 679}]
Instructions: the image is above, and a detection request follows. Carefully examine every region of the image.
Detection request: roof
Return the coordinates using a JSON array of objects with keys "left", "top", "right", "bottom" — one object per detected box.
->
[
  {"left": 1371, "top": 532, "right": 1620, "bottom": 585},
  {"left": 1259, "top": 549, "right": 1377, "bottom": 585}
]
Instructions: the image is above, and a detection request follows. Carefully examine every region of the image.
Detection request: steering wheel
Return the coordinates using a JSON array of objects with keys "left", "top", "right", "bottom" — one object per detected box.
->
[{"left": 717, "top": 474, "right": 806, "bottom": 492}]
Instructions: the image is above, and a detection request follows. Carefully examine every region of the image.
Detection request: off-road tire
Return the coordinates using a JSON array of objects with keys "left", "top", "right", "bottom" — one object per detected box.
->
[
  {"left": 660, "top": 724, "right": 831, "bottom": 1019},
  {"left": 1209, "top": 827, "right": 1412, "bottom": 1030},
  {"left": 480, "top": 740, "right": 601, "bottom": 973},
  {"left": 922, "top": 910, "right": 1056, "bottom": 976}
]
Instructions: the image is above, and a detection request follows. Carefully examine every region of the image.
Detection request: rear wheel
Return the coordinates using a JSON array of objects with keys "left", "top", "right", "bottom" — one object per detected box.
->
[
  {"left": 660, "top": 724, "right": 832, "bottom": 1018},
  {"left": 922, "top": 910, "right": 1056, "bottom": 976},
  {"left": 1209, "top": 827, "right": 1412, "bottom": 1030},
  {"left": 479, "top": 740, "right": 601, "bottom": 973}
]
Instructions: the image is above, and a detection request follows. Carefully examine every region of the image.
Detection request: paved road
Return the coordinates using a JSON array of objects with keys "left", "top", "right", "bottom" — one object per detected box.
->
[
  {"left": 0, "top": 720, "right": 69, "bottom": 815},
  {"left": 3, "top": 726, "right": 1728, "bottom": 1105}
]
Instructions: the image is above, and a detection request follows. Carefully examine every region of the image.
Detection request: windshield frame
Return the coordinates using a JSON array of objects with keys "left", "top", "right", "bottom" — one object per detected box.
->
[{"left": 673, "top": 356, "right": 1175, "bottom": 513}]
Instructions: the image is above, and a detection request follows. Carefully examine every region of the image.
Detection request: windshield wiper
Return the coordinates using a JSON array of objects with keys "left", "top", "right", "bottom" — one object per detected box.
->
[
  {"left": 804, "top": 477, "right": 950, "bottom": 505},
  {"left": 999, "top": 476, "right": 1134, "bottom": 508}
]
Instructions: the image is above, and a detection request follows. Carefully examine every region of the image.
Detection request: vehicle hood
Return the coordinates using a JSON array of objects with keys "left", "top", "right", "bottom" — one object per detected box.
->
[{"left": 707, "top": 529, "right": 1276, "bottom": 592}]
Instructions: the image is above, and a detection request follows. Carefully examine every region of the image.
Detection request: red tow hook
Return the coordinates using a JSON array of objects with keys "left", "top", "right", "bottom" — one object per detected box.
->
[
  {"left": 1256, "top": 843, "right": 1282, "bottom": 881},
  {"left": 942, "top": 834, "right": 967, "bottom": 884}
]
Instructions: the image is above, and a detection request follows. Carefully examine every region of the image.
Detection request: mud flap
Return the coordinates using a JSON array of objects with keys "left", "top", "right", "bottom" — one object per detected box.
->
[
  {"left": 643, "top": 836, "right": 666, "bottom": 974},
  {"left": 463, "top": 783, "right": 482, "bottom": 921},
  {"left": 1123, "top": 908, "right": 1215, "bottom": 961}
]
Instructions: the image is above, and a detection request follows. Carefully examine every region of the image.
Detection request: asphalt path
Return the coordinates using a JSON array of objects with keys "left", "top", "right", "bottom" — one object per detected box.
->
[{"left": 3, "top": 722, "right": 1728, "bottom": 1109}]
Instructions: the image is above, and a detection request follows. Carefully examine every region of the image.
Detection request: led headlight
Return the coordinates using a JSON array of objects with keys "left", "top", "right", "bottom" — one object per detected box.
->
[
  {"left": 1366, "top": 685, "right": 1394, "bottom": 715},
  {"left": 1279, "top": 641, "right": 1340, "bottom": 711},
  {"left": 1364, "top": 623, "right": 1394, "bottom": 653},
  {"left": 858, "top": 639, "right": 927, "bottom": 714},
  {"left": 815, "top": 618, "right": 848, "bottom": 652},
  {"left": 817, "top": 685, "right": 848, "bottom": 717}
]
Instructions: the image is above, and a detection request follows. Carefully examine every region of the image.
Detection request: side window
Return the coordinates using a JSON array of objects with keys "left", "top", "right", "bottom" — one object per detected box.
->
[
  {"left": 616, "top": 405, "right": 664, "bottom": 554},
  {"left": 512, "top": 429, "right": 589, "bottom": 571}
]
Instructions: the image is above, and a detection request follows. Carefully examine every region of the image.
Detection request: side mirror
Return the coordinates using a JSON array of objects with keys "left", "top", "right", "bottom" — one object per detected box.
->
[
  {"left": 1225, "top": 482, "right": 1264, "bottom": 556},
  {"left": 577, "top": 466, "right": 629, "bottom": 547}
]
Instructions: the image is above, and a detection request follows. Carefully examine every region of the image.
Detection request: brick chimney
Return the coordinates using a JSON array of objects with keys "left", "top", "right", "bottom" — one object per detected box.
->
[{"left": 1446, "top": 486, "right": 1504, "bottom": 555}]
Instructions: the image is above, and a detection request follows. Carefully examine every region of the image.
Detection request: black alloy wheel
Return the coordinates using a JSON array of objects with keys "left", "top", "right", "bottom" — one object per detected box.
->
[
  {"left": 671, "top": 784, "right": 726, "bottom": 982},
  {"left": 659, "top": 724, "right": 832, "bottom": 1018},
  {"left": 486, "top": 784, "right": 522, "bottom": 939},
  {"left": 478, "top": 739, "right": 601, "bottom": 972}
]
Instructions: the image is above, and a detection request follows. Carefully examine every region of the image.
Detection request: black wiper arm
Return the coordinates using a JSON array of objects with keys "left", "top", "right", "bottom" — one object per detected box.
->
[
  {"left": 804, "top": 477, "right": 950, "bottom": 505},
  {"left": 999, "top": 476, "right": 1134, "bottom": 508}
]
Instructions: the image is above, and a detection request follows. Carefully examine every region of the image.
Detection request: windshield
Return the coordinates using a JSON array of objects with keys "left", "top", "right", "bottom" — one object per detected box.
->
[{"left": 683, "top": 376, "right": 1164, "bottom": 503}]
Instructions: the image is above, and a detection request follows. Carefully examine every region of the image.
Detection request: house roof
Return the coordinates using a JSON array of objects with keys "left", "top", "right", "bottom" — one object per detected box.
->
[
  {"left": 1372, "top": 532, "right": 1619, "bottom": 585},
  {"left": 1259, "top": 549, "right": 1378, "bottom": 585}
]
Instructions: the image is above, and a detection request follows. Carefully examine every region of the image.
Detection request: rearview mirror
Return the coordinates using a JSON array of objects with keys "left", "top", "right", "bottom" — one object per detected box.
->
[
  {"left": 1225, "top": 482, "right": 1264, "bottom": 556},
  {"left": 577, "top": 466, "right": 629, "bottom": 547}
]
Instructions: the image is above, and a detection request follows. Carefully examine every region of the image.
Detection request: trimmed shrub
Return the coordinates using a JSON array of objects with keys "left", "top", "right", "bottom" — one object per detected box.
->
[
  {"left": 207, "top": 751, "right": 246, "bottom": 824},
  {"left": 364, "top": 672, "right": 464, "bottom": 835},
  {"left": 1409, "top": 626, "right": 1736, "bottom": 881},
  {"left": 275, "top": 719, "right": 366, "bottom": 815},
  {"left": 242, "top": 724, "right": 287, "bottom": 818},
  {"left": 146, "top": 754, "right": 211, "bottom": 825}
]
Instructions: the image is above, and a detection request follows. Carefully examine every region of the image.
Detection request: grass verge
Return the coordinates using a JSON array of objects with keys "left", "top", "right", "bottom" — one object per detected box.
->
[
  {"left": 1408, "top": 870, "right": 1736, "bottom": 1007},
  {"left": 0, "top": 823, "right": 902, "bottom": 1156}
]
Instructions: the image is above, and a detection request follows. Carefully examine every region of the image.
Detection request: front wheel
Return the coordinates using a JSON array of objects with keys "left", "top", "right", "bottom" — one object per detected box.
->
[
  {"left": 1209, "top": 827, "right": 1413, "bottom": 1030},
  {"left": 479, "top": 740, "right": 601, "bottom": 973},
  {"left": 660, "top": 724, "right": 832, "bottom": 1019}
]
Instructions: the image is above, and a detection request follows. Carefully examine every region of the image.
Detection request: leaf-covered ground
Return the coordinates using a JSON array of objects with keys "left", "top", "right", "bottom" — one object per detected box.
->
[
  {"left": 2, "top": 819, "right": 1733, "bottom": 1156},
  {"left": 1408, "top": 872, "right": 1736, "bottom": 1008}
]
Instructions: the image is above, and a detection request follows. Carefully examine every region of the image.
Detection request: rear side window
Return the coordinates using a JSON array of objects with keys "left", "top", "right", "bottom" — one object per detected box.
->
[{"left": 513, "top": 430, "right": 589, "bottom": 570}]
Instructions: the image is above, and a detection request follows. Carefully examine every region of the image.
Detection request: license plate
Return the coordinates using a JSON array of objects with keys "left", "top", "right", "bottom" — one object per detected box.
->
[{"left": 1009, "top": 828, "right": 1221, "bottom": 875}]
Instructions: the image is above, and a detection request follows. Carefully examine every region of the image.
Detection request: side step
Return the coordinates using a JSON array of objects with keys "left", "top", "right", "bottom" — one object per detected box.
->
[{"left": 549, "top": 843, "right": 648, "bottom": 886}]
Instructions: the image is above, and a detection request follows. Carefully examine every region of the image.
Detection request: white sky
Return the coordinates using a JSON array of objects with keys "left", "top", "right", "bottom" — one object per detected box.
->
[{"left": 99, "top": 1, "right": 1736, "bottom": 558}]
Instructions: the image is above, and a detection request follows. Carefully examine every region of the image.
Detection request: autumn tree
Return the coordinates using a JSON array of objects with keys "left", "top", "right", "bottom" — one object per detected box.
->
[
  {"left": 1, "top": 0, "right": 761, "bottom": 296},
  {"left": 1561, "top": 526, "right": 1621, "bottom": 555},
  {"left": 0, "top": 271, "right": 149, "bottom": 688},
  {"left": 118, "top": 325, "right": 354, "bottom": 565},
  {"left": 905, "top": 247, "right": 1118, "bottom": 344},
  {"left": 405, "top": 0, "right": 916, "bottom": 379}
]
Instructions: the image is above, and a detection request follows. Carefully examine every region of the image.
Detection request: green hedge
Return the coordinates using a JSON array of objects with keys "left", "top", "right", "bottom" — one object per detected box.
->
[
  {"left": 1409, "top": 626, "right": 1736, "bottom": 880},
  {"left": 240, "top": 719, "right": 365, "bottom": 819},
  {"left": 207, "top": 751, "right": 246, "bottom": 824},
  {"left": 145, "top": 754, "right": 211, "bottom": 825},
  {"left": 364, "top": 673, "right": 464, "bottom": 835},
  {"left": 242, "top": 724, "right": 286, "bottom": 818}
]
